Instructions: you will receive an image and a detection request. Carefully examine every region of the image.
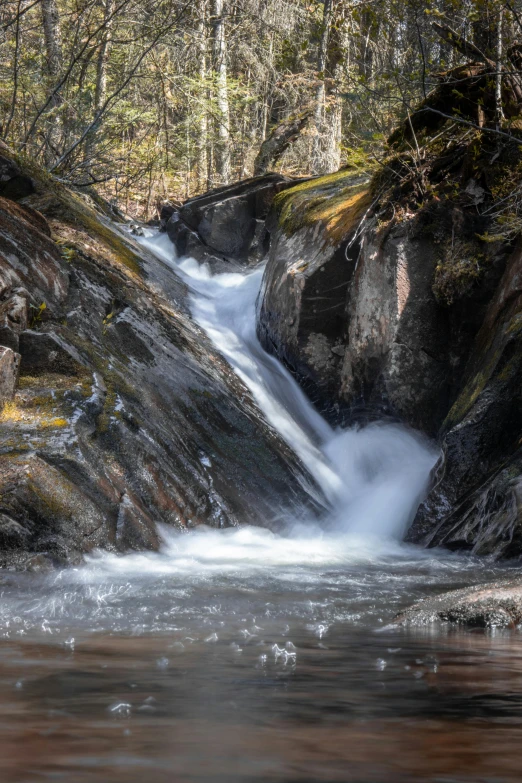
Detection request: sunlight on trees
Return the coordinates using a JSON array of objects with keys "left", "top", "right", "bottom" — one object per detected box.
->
[{"left": 0, "top": 0, "right": 520, "bottom": 217}]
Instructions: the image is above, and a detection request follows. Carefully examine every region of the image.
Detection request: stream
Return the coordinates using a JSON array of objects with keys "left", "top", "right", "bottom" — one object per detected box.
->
[{"left": 0, "top": 232, "right": 521, "bottom": 782}]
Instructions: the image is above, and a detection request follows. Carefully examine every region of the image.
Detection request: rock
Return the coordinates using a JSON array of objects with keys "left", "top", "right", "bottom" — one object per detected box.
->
[
  {"left": 166, "top": 174, "right": 295, "bottom": 269},
  {"left": 408, "top": 239, "right": 522, "bottom": 555},
  {"left": 394, "top": 578, "right": 522, "bottom": 628},
  {"left": 0, "top": 513, "right": 29, "bottom": 548},
  {"left": 256, "top": 149, "right": 522, "bottom": 558},
  {"left": 18, "top": 331, "right": 85, "bottom": 376},
  {"left": 0, "top": 346, "right": 20, "bottom": 405},
  {"left": 0, "top": 175, "right": 36, "bottom": 201},
  {"left": 0, "top": 144, "right": 322, "bottom": 568},
  {"left": 338, "top": 219, "right": 451, "bottom": 434},
  {"left": 0, "top": 290, "right": 29, "bottom": 351},
  {"left": 258, "top": 171, "right": 509, "bottom": 434},
  {"left": 22, "top": 553, "right": 55, "bottom": 573},
  {"left": 0, "top": 196, "right": 69, "bottom": 314},
  {"left": 257, "top": 171, "right": 371, "bottom": 419},
  {"left": 158, "top": 202, "right": 178, "bottom": 232},
  {"left": 0, "top": 154, "right": 22, "bottom": 185}
]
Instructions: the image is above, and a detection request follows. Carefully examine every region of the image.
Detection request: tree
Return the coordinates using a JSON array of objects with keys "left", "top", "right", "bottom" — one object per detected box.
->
[{"left": 211, "top": 0, "right": 230, "bottom": 185}]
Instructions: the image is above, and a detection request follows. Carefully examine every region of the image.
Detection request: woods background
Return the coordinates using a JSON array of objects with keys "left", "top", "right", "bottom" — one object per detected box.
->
[{"left": 1, "top": 0, "right": 520, "bottom": 217}]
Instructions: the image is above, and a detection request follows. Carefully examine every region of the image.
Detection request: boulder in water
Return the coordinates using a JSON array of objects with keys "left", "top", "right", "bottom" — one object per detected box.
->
[
  {"left": 166, "top": 174, "right": 296, "bottom": 270},
  {"left": 394, "top": 578, "right": 522, "bottom": 628}
]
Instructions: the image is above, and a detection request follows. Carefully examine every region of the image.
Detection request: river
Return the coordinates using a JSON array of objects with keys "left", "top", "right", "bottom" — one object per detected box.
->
[{"left": 0, "top": 232, "right": 520, "bottom": 782}]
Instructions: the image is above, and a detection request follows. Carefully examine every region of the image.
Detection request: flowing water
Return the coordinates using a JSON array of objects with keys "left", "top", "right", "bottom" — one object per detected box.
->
[{"left": 1, "top": 232, "right": 522, "bottom": 782}]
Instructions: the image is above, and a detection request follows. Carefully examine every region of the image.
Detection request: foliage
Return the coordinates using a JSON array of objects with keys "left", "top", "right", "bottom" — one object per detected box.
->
[{"left": 0, "top": 0, "right": 521, "bottom": 217}]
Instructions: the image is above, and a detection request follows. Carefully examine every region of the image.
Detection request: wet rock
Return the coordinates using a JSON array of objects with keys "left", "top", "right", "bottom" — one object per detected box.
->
[
  {"left": 0, "top": 290, "right": 28, "bottom": 351},
  {"left": 257, "top": 171, "right": 447, "bottom": 429},
  {"left": 158, "top": 202, "right": 179, "bottom": 232},
  {"left": 257, "top": 172, "right": 508, "bottom": 433},
  {"left": 0, "top": 346, "right": 20, "bottom": 405},
  {"left": 166, "top": 174, "right": 295, "bottom": 269},
  {"left": 0, "top": 453, "right": 110, "bottom": 554},
  {"left": 22, "top": 553, "right": 55, "bottom": 573},
  {"left": 257, "top": 171, "right": 372, "bottom": 418},
  {"left": 408, "top": 239, "right": 522, "bottom": 555},
  {"left": 0, "top": 513, "right": 30, "bottom": 548},
  {"left": 394, "top": 578, "right": 522, "bottom": 628},
  {"left": 0, "top": 144, "right": 321, "bottom": 567}
]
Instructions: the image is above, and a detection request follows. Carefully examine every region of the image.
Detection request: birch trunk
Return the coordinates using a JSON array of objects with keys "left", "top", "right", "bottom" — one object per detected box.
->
[
  {"left": 212, "top": 0, "right": 231, "bottom": 186},
  {"left": 311, "top": 0, "right": 334, "bottom": 175},
  {"left": 197, "top": 0, "right": 209, "bottom": 191},
  {"left": 85, "top": 0, "right": 114, "bottom": 166}
]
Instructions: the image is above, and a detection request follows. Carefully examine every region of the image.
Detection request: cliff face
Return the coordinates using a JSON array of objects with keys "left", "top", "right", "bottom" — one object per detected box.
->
[
  {"left": 0, "top": 145, "right": 319, "bottom": 569},
  {"left": 257, "top": 169, "right": 509, "bottom": 434},
  {"left": 408, "top": 240, "right": 522, "bottom": 557}
]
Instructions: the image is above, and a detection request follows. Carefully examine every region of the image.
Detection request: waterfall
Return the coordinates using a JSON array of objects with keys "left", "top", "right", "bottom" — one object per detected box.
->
[{"left": 136, "top": 231, "right": 438, "bottom": 545}]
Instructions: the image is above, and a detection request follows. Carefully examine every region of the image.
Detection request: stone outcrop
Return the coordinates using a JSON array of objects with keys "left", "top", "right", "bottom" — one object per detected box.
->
[
  {"left": 394, "top": 578, "right": 522, "bottom": 629},
  {"left": 257, "top": 169, "right": 509, "bottom": 435},
  {"left": 255, "top": 133, "right": 522, "bottom": 557},
  {"left": 0, "top": 347, "right": 20, "bottom": 406},
  {"left": 0, "top": 146, "right": 321, "bottom": 569},
  {"left": 407, "top": 239, "right": 522, "bottom": 556},
  {"left": 164, "top": 174, "right": 298, "bottom": 270}
]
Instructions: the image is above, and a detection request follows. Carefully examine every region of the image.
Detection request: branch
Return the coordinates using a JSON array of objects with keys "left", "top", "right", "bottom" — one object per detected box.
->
[
  {"left": 2, "top": 0, "right": 41, "bottom": 30},
  {"left": 423, "top": 106, "right": 522, "bottom": 145},
  {"left": 21, "top": 0, "right": 134, "bottom": 147},
  {"left": 253, "top": 108, "right": 313, "bottom": 175},
  {"left": 49, "top": 1, "right": 192, "bottom": 173},
  {"left": 432, "top": 21, "right": 494, "bottom": 68}
]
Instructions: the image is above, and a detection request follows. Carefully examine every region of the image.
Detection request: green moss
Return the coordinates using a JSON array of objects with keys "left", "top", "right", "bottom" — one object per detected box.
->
[
  {"left": 432, "top": 239, "right": 485, "bottom": 306},
  {"left": 444, "top": 314, "right": 522, "bottom": 429},
  {"left": 96, "top": 381, "right": 118, "bottom": 434},
  {"left": 444, "top": 363, "right": 491, "bottom": 430},
  {"left": 6, "top": 145, "right": 142, "bottom": 275},
  {"left": 274, "top": 169, "right": 372, "bottom": 242},
  {"left": 77, "top": 210, "right": 142, "bottom": 275}
]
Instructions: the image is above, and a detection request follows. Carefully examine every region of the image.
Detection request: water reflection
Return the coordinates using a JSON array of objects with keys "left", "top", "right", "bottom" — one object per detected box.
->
[
  {"left": 0, "top": 547, "right": 518, "bottom": 782},
  {"left": 1, "top": 623, "right": 522, "bottom": 781}
]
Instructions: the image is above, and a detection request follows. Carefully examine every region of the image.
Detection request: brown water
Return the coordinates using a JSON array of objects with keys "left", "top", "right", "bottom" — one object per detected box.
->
[{"left": 0, "top": 528, "right": 520, "bottom": 782}]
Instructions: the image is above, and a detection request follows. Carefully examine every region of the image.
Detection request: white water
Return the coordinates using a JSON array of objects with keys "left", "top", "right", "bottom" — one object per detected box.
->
[{"left": 124, "top": 230, "right": 439, "bottom": 571}]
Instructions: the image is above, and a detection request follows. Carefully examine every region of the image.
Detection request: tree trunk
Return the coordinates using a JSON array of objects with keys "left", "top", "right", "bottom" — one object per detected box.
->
[
  {"left": 94, "top": 0, "right": 114, "bottom": 114},
  {"left": 254, "top": 108, "right": 313, "bottom": 175},
  {"left": 41, "top": 0, "right": 63, "bottom": 163},
  {"left": 311, "top": 0, "right": 333, "bottom": 174},
  {"left": 495, "top": 7, "right": 504, "bottom": 129},
  {"left": 197, "top": 1, "right": 209, "bottom": 192},
  {"left": 85, "top": 0, "right": 114, "bottom": 166},
  {"left": 211, "top": 0, "right": 230, "bottom": 186},
  {"left": 42, "top": 0, "right": 62, "bottom": 80}
]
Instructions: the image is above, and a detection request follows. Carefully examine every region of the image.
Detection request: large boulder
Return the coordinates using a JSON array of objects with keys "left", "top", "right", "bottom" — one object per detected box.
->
[
  {"left": 257, "top": 171, "right": 371, "bottom": 418},
  {"left": 165, "top": 174, "right": 297, "bottom": 269},
  {"left": 0, "top": 196, "right": 68, "bottom": 314},
  {"left": 256, "top": 141, "right": 522, "bottom": 557},
  {"left": 257, "top": 170, "right": 507, "bottom": 434}
]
